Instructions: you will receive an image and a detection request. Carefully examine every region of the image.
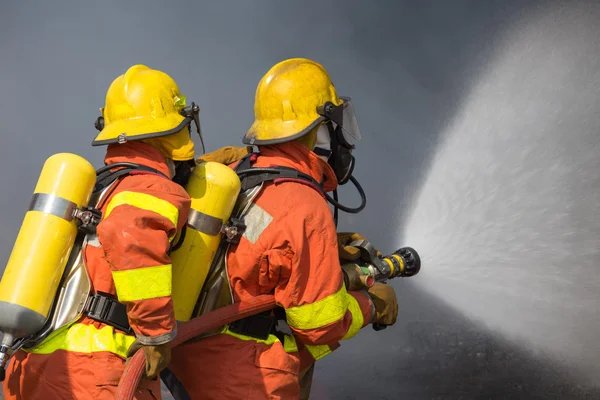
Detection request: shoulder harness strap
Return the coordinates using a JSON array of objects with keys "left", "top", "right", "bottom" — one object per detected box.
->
[
  {"left": 218, "top": 152, "right": 326, "bottom": 246},
  {"left": 77, "top": 163, "right": 172, "bottom": 336},
  {"left": 76, "top": 162, "right": 170, "bottom": 235},
  {"left": 234, "top": 152, "right": 326, "bottom": 199},
  {"left": 94, "top": 162, "right": 168, "bottom": 194}
]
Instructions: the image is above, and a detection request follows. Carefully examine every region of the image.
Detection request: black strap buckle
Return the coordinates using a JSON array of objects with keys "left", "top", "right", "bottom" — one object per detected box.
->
[
  {"left": 228, "top": 311, "right": 275, "bottom": 341},
  {"left": 228, "top": 308, "right": 294, "bottom": 343},
  {"left": 84, "top": 293, "right": 133, "bottom": 334}
]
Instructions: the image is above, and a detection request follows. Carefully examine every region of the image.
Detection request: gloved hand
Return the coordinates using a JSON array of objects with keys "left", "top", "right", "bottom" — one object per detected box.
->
[
  {"left": 367, "top": 283, "right": 398, "bottom": 326},
  {"left": 197, "top": 146, "right": 252, "bottom": 165},
  {"left": 337, "top": 232, "right": 382, "bottom": 262},
  {"left": 126, "top": 340, "right": 171, "bottom": 380}
]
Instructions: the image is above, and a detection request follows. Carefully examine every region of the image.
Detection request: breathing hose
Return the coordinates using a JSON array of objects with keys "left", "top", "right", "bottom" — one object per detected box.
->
[
  {"left": 325, "top": 175, "right": 367, "bottom": 214},
  {"left": 115, "top": 295, "right": 277, "bottom": 400}
]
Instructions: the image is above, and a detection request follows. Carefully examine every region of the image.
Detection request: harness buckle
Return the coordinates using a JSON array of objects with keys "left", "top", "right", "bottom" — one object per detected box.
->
[
  {"left": 222, "top": 217, "right": 246, "bottom": 244},
  {"left": 73, "top": 207, "right": 102, "bottom": 235},
  {"left": 84, "top": 293, "right": 133, "bottom": 335},
  {"left": 228, "top": 311, "right": 274, "bottom": 341}
]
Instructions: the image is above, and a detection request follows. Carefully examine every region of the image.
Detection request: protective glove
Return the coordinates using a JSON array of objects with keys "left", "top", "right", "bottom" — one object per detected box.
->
[
  {"left": 366, "top": 282, "right": 398, "bottom": 326},
  {"left": 126, "top": 340, "right": 172, "bottom": 380},
  {"left": 337, "top": 232, "right": 382, "bottom": 262},
  {"left": 197, "top": 146, "right": 252, "bottom": 165}
]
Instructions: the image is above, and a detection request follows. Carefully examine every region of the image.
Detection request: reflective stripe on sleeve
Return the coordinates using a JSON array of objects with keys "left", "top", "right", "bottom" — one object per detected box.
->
[
  {"left": 341, "top": 294, "right": 364, "bottom": 340},
  {"left": 105, "top": 191, "right": 179, "bottom": 240},
  {"left": 285, "top": 285, "right": 350, "bottom": 331},
  {"left": 112, "top": 264, "right": 172, "bottom": 302}
]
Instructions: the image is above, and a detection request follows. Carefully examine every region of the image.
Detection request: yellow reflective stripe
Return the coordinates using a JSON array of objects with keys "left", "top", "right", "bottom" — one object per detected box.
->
[
  {"left": 305, "top": 344, "right": 332, "bottom": 361},
  {"left": 342, "top": 293, "right": 364, "bottom": 340},
  {"left": 286, "top": 285, "right": 350, "bottom": 331},
  {"left": 221, "top": 327, "right": 298, "bottom": 353},
  {"left": 284, "top": 335, "right": 298, "bottom": 353},
  {"left": 112, "top": 264, "right": 172, "bottom": 302},
  {"left": 221, "top": 326, "right": 278, "bottom": 345},
  {"left": 105, "top": 191, "right": 179, "bottom": 240},
  {"left": 25, "top": 323, "right": 135, "bottom": 358}
]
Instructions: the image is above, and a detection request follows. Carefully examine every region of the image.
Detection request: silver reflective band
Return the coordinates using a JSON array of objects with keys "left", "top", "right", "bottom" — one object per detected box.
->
[
  {"left": 187, "top": 209, "right": 223, "bottom": 235},
  {"left": 28, "top": 193, "right": 78, "bottom": 222}
]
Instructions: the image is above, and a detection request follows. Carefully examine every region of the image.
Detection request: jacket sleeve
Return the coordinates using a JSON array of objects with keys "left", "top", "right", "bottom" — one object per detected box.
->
[
  {"left": 97, "top": 175, "right": 191, "bottom": 345},
  {"left": 270, "top": 189, "right": 374, "bottom": 348}
]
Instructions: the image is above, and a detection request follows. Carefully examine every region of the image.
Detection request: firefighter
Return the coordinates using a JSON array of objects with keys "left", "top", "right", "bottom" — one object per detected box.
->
[
  {"left": 2, "top": 64, "right": 198, "bottom": 399},
  {"left": 168, "top": 58, "right": 399, "bottom": 399}
]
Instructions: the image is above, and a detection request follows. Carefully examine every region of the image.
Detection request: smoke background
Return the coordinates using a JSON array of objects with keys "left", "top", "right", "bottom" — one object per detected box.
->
[{"left": 1, "top": 1, "right": 599, "bottom": 399}]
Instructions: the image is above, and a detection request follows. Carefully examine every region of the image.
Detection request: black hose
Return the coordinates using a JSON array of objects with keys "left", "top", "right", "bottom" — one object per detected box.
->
[
  {"left": 236, "top": 168, "right": 367, "bottom": 215},
  {"left": 324, "top": 175, "right": 367, "bottom": 214}
]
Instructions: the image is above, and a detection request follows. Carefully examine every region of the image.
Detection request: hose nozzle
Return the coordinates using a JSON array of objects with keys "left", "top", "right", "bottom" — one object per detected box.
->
[
  {"left": 385, "top": 246, "right": 421, "bottom": 278},
  {"left": 341, "top": 263, "right": 376, "bottom": 291},
  {"left": 345, "top": 239, "right": 422, "bottom": 283}
]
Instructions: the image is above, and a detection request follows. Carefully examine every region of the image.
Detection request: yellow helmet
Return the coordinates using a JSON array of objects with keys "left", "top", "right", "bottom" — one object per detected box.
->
[
  {"left": 92, "top": 65, "right": 202, "bottom": 160},
  {"left": 243, "top": 58, "right": 344, "bottom": 145}
]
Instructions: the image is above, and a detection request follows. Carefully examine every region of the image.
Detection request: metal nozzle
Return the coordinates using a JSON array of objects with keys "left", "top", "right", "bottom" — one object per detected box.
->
[
  {"left": 395, "top": 246, "right": 421, "bottom": 277},
  {"left": 341, "top": 263, "right": 376, "bottom": 291}
]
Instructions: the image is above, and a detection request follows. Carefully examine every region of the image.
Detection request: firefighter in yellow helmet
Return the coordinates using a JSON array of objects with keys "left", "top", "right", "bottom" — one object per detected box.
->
[
  {"left": 168, "top": 58, "right": 398, "bottom": 399},
  {"left": 3, "top": 65, "right": 197, "bottom": 400}
]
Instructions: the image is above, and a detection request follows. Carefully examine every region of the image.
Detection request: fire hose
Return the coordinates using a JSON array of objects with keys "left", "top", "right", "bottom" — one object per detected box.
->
[{"left": 115, "top": 294, "right": 277, "bottom": 400}]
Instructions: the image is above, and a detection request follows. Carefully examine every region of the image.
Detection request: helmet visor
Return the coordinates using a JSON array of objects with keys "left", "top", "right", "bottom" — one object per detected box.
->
[
  {"left": 318, "top": 96, "right": 361, "bottom": 146},
  {"left": 338, "top": 97, "right": 361, "bottom": 145}
]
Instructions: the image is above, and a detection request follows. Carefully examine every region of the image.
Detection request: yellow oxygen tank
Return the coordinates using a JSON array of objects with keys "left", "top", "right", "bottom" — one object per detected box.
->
[
  {"left": 0, "top": 153, "right": 96, "bottom": 340},
  {"left": 170, "top": 160, "right": 241, "bottom": 321}
]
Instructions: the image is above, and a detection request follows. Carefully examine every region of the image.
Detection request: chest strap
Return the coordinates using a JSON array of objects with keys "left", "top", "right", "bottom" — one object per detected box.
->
[
  {"left": 228, "top": 306, "right": 292, "bottom": 343},
  {"left": 83, "top": 292, "right": 133, "bottom": 334}
]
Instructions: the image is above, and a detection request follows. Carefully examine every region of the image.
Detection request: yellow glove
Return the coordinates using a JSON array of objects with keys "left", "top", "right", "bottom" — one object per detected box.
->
[
  {"left": 337, "top": 232, "right": 382, "bottom": 262},
  {"left": 197, "top": 146, "right": 252, "bottom": 165},
  {"left": 126, "top": 341, "right": 171, "bottom": 380},
  {"left": 367, "top": 283, "right": 398, "bottom": 326}
]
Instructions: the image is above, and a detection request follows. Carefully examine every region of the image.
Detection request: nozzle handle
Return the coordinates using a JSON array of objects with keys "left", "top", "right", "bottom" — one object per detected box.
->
[{"left": 372, "top": 323, "right": 387, "bottom": 331}]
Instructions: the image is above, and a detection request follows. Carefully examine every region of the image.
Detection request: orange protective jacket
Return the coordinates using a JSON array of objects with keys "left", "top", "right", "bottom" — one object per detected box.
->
[
  {"left": 3, "top": 142, "right": 190, "bottom": 400},
  {"left": 169, "top": 141, "right": 373, "bottom": 400}
]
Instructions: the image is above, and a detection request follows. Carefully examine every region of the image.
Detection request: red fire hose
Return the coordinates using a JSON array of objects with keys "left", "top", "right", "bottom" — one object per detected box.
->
[{"left": 115, "top": 295, "right": 276, "bottom": 400}]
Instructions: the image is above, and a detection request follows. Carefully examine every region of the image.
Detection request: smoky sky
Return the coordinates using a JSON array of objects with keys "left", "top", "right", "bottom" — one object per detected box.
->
[{"left": 2, "top": 1, "right": 600, "bottom": 399}]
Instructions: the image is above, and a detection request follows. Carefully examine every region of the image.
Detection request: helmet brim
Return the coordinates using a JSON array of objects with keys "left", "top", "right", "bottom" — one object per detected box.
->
[
  {"left": 92, "top": 114, "right": 188, "bottom": 146},
  {"left": 243, "top": 116, "right": 325, "bottom": 146}
]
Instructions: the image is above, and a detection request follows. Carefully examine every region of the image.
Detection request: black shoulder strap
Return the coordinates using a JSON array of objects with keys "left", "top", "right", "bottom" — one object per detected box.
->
[
  {"left": 93, "top": 162, "right": 169, "bottom": 193},
  {"left": 75, "top": 162, "right": 171, "bottom": 235},
  {"left": 233, "top": 152, "right": 325, "bottom": 194}
]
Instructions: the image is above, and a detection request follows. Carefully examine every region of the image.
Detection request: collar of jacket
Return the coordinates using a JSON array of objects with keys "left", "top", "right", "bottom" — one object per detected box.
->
[
  {"left": 104, "top": 141, "right": 172, "bottom": 178},
  {"left": 257, "top": 141, "right": 338, "bottom": 193}
]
